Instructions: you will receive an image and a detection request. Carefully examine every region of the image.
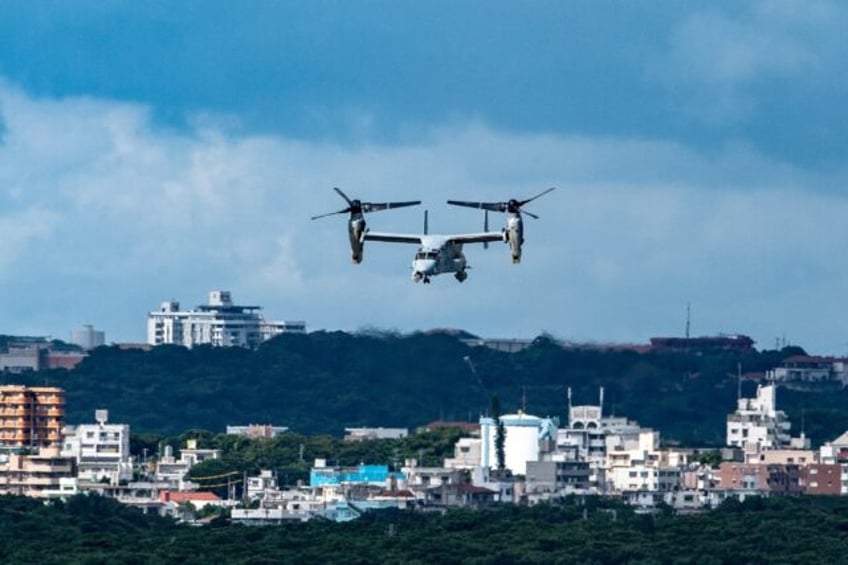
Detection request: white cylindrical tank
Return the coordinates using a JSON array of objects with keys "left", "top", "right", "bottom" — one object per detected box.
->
[{"left": 500, "top": 412, "right": 541, "bottom": 476}]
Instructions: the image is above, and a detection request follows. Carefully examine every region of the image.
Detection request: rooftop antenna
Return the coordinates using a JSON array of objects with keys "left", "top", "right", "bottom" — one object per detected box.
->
[
  {"left": 737, "top": 362, "right": 742, "bottom": 401},
  {"left": 599, "top": 386, "right": 605, "bottom": 415},
  {"left": 801, "top": 407, "right": 806, "bottom": 438},
  {"left": 685, "top": 302, "right": 691, "bottom": 340},
  {"left": 521, "top": 384, "right": 527, "bottom": 413}
]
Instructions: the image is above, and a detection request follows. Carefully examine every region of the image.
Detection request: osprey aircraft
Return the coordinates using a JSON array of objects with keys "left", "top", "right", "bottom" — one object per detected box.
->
[
  {"left": 310, "top": 187, "right": 421, "bottom": 263},
  {"left": 447, "top": 187, "right": 556, "bottom": 263},
  {"left": 313, "top": 187, "right": 554, "bottom": 283},
  {"left": 363, "top": 210, "right": 504, "bottom": 283}
]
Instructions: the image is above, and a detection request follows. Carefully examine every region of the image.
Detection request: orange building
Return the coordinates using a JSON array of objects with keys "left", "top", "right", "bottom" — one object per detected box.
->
[{"left": 0, "top": 385, "right": 65, "bottom": 448}]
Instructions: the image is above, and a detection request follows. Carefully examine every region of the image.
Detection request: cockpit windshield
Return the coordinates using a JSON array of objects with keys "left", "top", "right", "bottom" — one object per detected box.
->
[{"left": 415, "top": 251, "right": 439, "bottom": 260}]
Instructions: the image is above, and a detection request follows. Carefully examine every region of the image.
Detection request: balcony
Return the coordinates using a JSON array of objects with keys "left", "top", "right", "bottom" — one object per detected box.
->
[{"left": 36, "top": 397, "right": 65, "bottom": 406}]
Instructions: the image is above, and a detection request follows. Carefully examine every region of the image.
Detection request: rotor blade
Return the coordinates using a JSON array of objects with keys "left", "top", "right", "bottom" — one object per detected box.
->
[
  {"left": 446, "top": 200, "right": 505, "bottom": 212},
  {"left": 522, "top": 209, "right": 540, "bottom": 220},
  {"left": 310, "top": 208, "right": 351, "bottom": 220},
  {"left": 519, "top": 187, "right": 556, "bottom": 207},
  {"left": 363, "top": 200, "right": 422, "bottom": 213},
  {"left": 333, "top": 187, "right": 353, "bottom": 206}
]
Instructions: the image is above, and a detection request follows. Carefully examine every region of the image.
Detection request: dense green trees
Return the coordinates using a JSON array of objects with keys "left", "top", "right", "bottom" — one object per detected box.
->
[
  {"left": 2, "top": 494, "right": 848, "bottom": 563},
  {"left": 8, "top": 331, "right": 848, "bottom": 446},
  {"left": 180, "top": 427, "right": 467, "bottom": 494}
]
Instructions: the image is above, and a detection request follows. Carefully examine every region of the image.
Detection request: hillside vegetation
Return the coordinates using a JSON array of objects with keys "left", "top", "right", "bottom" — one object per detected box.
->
[
  {"left": 2, "top": 494, "right": 848, "bottom": 563},
  {"left": 10, "top": 331, "right": 848, "bottom": 445}
]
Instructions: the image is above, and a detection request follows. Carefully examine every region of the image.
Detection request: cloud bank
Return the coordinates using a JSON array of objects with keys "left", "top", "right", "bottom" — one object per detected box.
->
[{"left": 2, "top": 81, "right": 847, "bottom": 353}]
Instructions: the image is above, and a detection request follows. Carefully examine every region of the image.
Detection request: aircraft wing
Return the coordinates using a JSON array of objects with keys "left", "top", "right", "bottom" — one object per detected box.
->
[
  {"left": 363, "top": 232, "right": 423, "bottom": 244},
  {"left": 447, "top": 232, "right": 505, "bottom": 245}
]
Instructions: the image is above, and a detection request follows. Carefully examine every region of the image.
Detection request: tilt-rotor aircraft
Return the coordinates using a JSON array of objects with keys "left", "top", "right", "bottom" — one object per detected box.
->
[
  {"left": 447, "top": 187, "right": 556, "bottom": 263},
  {"left": 310, "top": 187, "right": 421, "bottom": 264},
  {"left": 363, "top": 210, "right": 504, "bottom": 283}
]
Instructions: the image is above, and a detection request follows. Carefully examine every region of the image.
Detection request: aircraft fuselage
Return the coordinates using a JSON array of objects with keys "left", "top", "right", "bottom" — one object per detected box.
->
[{"left": 411, "top": 237, "right": 468, "bottom": 283}]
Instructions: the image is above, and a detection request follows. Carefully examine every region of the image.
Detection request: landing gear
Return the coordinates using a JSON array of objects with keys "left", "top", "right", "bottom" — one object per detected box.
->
[
  {"left": 424, "top": 277, "right": 431, "bottom": 284},
  {"left": 455, "top": 271, "right": 468, "bottom": 282}
]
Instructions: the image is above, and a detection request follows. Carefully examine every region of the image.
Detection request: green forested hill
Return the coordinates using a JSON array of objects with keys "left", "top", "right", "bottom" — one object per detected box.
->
[
  {"left": 2, "top": 494, "right": 848, "bottom": 564},
  {"left": 10, "top": 331, "right": 848, "bottom": 445}
]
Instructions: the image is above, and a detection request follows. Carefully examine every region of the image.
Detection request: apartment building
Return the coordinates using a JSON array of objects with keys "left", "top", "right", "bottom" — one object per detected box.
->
[
  {"left": 726, "top": 384, "right": 791, "bottom": 449},
  {"left": 62, "top": 410, "right": 132, "bottom": 485},
  {"left": 0, "top": 447, "right": 76, "bottom": 497},
  {"left": 718, "top": 462, "right": 803, "bottom": 494},
  {"left": 147, "top": 290, "right": 306, "bottom": 348},
  {"left": 0, "top": 385, "right": 65, "bottom": 448}
]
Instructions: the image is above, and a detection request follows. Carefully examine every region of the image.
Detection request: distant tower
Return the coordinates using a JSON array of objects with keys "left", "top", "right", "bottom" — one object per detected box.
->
[{"left": 685, "top": 302, "right": 691, "bottom": 340}]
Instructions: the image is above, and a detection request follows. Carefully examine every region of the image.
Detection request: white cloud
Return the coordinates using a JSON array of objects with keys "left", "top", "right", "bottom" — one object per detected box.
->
[
  {"left": 648, "top": 1, "right": 847, "bottom": 125},
  {"left": 1, "top": 80, "right": 847, "bottom": 353}
]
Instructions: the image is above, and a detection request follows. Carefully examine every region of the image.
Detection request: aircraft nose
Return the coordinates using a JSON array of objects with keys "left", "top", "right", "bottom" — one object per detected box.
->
[{"left": 416, "top": 259, "right": 437, "bottom": 274}]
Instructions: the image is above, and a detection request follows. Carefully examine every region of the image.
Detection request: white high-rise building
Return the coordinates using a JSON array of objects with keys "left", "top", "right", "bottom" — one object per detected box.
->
[
  {"left": 147, "top": 290, "right": 306, "bottom": 348},
  {"left": 726, "top": 384, "right": 791, "bottom": 449}
]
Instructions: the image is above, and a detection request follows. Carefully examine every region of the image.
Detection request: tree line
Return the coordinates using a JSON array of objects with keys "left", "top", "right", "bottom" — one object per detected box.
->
[
  {"left": 6, "top": 330, "right": 847, "bottom": 446},
  {"left": 1, "top": 492, "right": 847, "bottom": 563}
]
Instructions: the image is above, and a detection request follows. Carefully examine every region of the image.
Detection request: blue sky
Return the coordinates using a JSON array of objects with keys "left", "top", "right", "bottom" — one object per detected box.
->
[{"left": 1, "top": 1, "right": 848, "bottom": 353}]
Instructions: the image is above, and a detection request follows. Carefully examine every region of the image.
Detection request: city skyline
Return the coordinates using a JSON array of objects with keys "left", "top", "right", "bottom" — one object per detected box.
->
[{"left": 2, "top": 3, "right": 848, "bottom": 353}]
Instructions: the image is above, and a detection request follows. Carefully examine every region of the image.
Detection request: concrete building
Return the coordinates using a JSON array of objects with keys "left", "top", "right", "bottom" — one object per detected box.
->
[
  {"left": 401, "top": 459, "right": 461, "bottom": 490},
  {"left": 525, "top": 460, "right": 590, "bottom": 494},
  {"left": 226, "top": 425, "right": 289, "bottom": 439},
  {"left": 62, "top": 410, "right": 132, "bottom": 485},
  {"left": 344, "top": 427, "right": 408, "bottom": 441},
  {"left": 605, "top": 430, "right": 686, "bottom": 493},
  {"left": 147, "top": 290, "right": 306, "bottom": 348},
  {"left": 0, "top": 340, "right": 86, "bottom": 373},
  {"left": 309, "top": 461, "right": 403, "bottom": 488},
  {"left": 0, "top": 385, "right": 65, "bottom": 448},
  {"left": 0, "top": 447, "right": 76, "bottom": 497},
  {"left": 718, "top": 462, "right": 803, "bottom": 494},
  {"left": 555, "top": 388, "right": 646, "bottom": 491},
  {"left": 70, "top": 325, "right": 105, "bottom": 350},
  {"left": 726, "top": 384, "right": 791, "bottom": 450},
  {"left": 480, "top": 412, "right": 552, "bottom": 476},
  {"left": 444, "top": 437, "right": 483, "bottom": 470},
  {"left": 767, "top": 356, "right": 848, "bottom": 387},
  {"left": 801, "top": 464, "right": 843, "bottom": 495},
  {"left": 154, "top": 440, "right": 220, "bottom": 487}
]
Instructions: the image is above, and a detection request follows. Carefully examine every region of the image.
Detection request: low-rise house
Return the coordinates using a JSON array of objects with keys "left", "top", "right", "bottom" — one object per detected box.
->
[
  {"left": 155, "top": 440, "right": 220, "bottom": 487},
  {"left": 444, "top": 437, "right": 482, "bottom": 470},
  {"left": 401, "top": 459, "right": 461, "bottom": 491},
  {"left": 426, "top": 483, "right": 497, "bottom": 507},
  {"left": 160, "top": 490, "right": 224, "bottom": 511}
]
